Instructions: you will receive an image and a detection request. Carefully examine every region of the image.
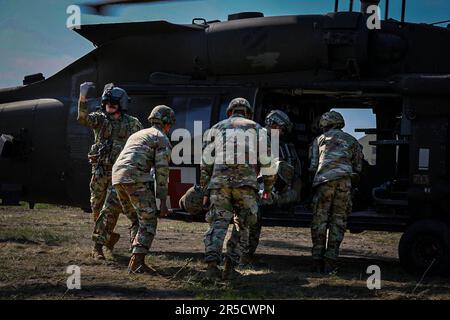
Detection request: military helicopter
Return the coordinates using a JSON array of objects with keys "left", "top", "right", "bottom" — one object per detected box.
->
[{"left": 1, "top": 0, "right": 450, "bottom": 275}]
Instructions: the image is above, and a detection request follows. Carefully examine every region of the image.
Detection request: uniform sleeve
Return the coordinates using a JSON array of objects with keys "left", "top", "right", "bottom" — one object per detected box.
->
[
  {"left": 309, "top": 137, "right": 319, "bottom": 172},
  {"left": 154, "top": 139, "right": 171, "bottom": 199},
  {"left": 77, "top": 100, "right": 103, "bottom": 128},
  {"left": 132, "top": 118, "right": 143, "bottom": 134},
  {"left": 257, "top": 127, "right": 276, "bottom": 192},
  {"left": 200, "top": 129, "right": 214, "bottom": 191},
  {"left": 352, "top": 141, "right": 363, "bottom": 173}
]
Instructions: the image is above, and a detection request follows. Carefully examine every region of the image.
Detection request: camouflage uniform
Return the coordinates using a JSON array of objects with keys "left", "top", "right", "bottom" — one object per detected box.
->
[
  {"left": 309, "top": 111, "right": 363, "bottom": 262},
  {"left": 201, "top": 98, "right": 275, "bottom": 268},
  {"left": 112, "top": 108, "right": 173, "bottom": 256},
  {"left": 249, "top": 110, "right": 301, "bottom": 255},
  {"left": 77, "top": 96, "right": 142, "bottom": 231}
]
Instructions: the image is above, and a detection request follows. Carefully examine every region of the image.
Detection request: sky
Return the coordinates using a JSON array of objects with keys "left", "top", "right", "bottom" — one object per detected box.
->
[{"left": 1, "top": 0, "right": 449, "bottom": 138}]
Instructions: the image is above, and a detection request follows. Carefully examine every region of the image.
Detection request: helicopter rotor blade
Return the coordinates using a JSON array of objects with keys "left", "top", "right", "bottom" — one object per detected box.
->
[{"left": 80, "top": 0, "right": 197, "bottom": 16}]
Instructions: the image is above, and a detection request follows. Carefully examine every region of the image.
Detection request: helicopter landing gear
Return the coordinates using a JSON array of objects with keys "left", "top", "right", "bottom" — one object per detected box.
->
[{"left": 399, "top": 219, "right": 450, "bottom": 276}]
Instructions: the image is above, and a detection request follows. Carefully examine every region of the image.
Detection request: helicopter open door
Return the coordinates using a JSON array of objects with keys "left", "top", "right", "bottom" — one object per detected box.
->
[{"left": 119, "top": 84, "right": 259, "bottom": 211}]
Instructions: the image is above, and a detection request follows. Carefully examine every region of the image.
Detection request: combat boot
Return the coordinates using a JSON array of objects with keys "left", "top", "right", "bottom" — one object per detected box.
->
[
  {"left": 323, "top": 259, "right": 339, "bottom": 275},
  {"left": 104, "top": 232, "right": 120, "bottom": 252},
  {"left": 91, "top": 243, "right": 105, "bottom": 260},
  {"left": 128, "top": 253, "right": 157, "bottom": 274},
  {"left": 222, "top": 257, "right": 240, "bottom": 281},
  {"left": 237, "top": 254, "right": 254, "bottom": 270},
  {"left": 204, "top": 261, "right": 221, "bottom": 281}
]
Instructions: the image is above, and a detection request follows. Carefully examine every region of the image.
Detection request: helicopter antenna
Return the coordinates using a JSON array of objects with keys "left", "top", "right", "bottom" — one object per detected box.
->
[
  {"left": 401, "top": 0, "right": 406, "bottom": 23},
  {"left": 385, "top": 0, "right": 389, "bottom": 20}
]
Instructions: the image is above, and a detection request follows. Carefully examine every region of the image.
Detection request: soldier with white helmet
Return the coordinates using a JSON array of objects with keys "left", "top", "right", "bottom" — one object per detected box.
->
[{"left": 309, "top": 110, "right": 363, "bottom": 273}]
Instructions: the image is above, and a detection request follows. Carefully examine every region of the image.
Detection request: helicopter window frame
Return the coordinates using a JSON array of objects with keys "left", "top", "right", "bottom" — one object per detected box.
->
[{"left": 169, "top": 95, "right": 216, "bottom": 136}]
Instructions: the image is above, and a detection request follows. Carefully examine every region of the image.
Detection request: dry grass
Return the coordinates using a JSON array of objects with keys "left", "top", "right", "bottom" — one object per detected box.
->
[{"left": 0, "top": 205, "right": 449, "bottom": 300}]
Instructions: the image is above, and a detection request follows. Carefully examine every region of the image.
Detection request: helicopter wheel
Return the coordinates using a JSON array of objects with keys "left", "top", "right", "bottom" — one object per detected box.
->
[{"left": 398, "top": 219, "right": 450, "bottom": 276}]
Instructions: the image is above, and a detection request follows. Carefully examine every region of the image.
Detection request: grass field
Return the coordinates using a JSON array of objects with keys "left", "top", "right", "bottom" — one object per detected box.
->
[{"left": 0, "top": 205, "right": 449, "bottom": 300}]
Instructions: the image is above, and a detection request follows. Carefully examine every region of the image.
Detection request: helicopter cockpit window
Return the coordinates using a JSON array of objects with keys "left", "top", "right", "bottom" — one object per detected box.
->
[{"left": 170, "top": 97, "right": 212, "bottom": 137}]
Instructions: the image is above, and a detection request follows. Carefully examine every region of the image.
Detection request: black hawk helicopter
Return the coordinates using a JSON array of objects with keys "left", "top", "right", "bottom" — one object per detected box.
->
[{"left": 1, "top": 0, "right": 450, "bottom": 274}]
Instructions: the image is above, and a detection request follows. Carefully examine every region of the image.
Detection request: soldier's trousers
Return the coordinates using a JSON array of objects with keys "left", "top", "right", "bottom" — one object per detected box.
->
[
  {"left": 247, "top": 188, "right": 298, "bottom": 255},
  {"left": 92, "top": 183, "right": 138, "bottom": 246},
  {"left": 204, "top": 187, "right": 258, "bottom": 265},
  {"left": 89, "top": 165, "right": 112, "bottom": 221},
  {"left": 311, "top": 177, "right": 352, "bottom": 261},
  {"left": 248, "top": 210, "right": 262, "bottom": 255},
  {"left": 115, "top": 182, "right": 158, "bottom": 254}
]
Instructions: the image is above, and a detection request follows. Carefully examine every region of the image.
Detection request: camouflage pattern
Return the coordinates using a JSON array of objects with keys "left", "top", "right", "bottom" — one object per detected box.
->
[
  {"left": 201, "top": 107, "right": 274, "bottom": 265},
  {"left": 78, "top": 100, "right": 143, "bottom": 219},
  {"left": 88, "top": 169, "right": 111, "bottom": 221},
  {"left": 309, "top": 112, "right": 362, "bottom": 262},
  {"left": 309, "top": 128, "right": 363, "bottom": 187},
  {"left": 319, "top": 110, "right": 345, "bottom": 129},
  {"left": 226, "top": 97, "right": 254, "bottom": 115},
  {"left": 115, "top": 182, "right": 158, "bottom": 254},
  {"left": 179, "top": 185, "right": 204, "bottom": 215},
  {"left": 203, "top": 187, "right": 259, "bottom": 264},
  {"left": 311, "top": 177, "right": 352, "bottom": 261},
  {"left": 248, "top": 210, "right": 262, "bottom": 255},
  {"left": 147, "top": 105, "right": 176, "bottom": 126},
  {"left": 112, "top": 123, "right": 172, "bottom": 254},
  {"left": 112, "top": 125, "right": 171, "bottom": 198},
  {"left": 247, "top": 110, "right": 300, "bottom": 255},
  {"left": 92, "top": 183, "right": 138, "bottom": 246},
  {"left": 265, "top": 109, "right": 293, "bottom": 133},
  {"left": 200, "top": 115, "right": 276, "bottom": 192}
]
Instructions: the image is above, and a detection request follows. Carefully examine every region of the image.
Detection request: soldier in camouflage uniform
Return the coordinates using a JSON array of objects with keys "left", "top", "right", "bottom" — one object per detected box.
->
[
  {"left": 309, "top": 111, "right": 363, "bottom": 273},
  {"left": 112, "top": 105, "right": 175, "bottom": 274},
  {"left": 78, "top": 82, "right": 143, "bottom": 260},
  {"left": 201, "top": 97, "right": 276, "bottom": 281},
  {"left": 248, "top": 110, "right": 300, "bottom": 258}
]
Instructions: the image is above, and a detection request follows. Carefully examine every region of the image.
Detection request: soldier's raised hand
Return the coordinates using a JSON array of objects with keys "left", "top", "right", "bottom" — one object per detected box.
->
[{"left": 79, "top": 82, "right": 96, "bottom": 98}]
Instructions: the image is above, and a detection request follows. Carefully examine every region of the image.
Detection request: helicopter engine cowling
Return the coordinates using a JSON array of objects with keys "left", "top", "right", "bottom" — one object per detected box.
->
[{"left": 0, "top": 99, "right": 67, "bottom": 205}]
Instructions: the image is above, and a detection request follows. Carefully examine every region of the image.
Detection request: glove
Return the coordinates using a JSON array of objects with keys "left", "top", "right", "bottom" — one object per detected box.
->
[{"left": 79, "top": 82, "right": 95, "bottom": 97}]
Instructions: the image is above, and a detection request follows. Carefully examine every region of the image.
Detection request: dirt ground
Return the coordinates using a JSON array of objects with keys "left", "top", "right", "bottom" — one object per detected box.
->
[{"left": 0, "top": 204, "right": 449, "bottom": 300}]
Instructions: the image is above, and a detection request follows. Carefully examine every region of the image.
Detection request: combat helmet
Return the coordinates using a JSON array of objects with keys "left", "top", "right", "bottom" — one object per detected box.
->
[
  {"left": 148, "top": 105, "right": 176, "bottom": 126},
  {"left": 226, "top": 97, "right": 253, "bottom": 117},
  {"left": 101, "top": 83, "right": 130, "bottom": 111},
  {"left": 319, "top": 110, "right": 345, "bottom": 129},
  {"left": 265, "top": 109, "right": 293, "bottom": 133},
  {"left": 179, "top": 185, "right": 204, "bottom": 215}
]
